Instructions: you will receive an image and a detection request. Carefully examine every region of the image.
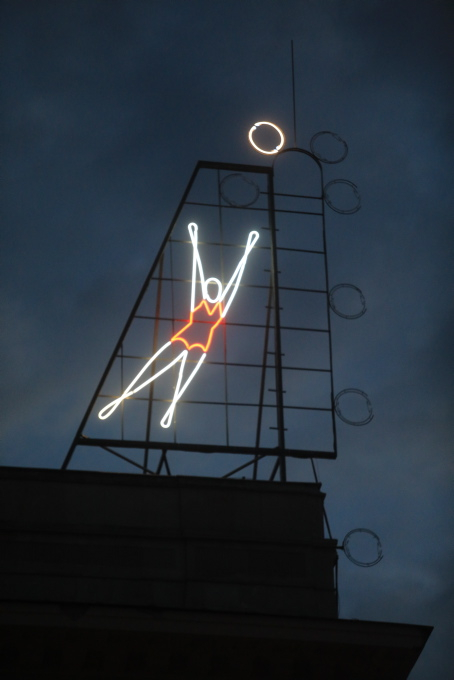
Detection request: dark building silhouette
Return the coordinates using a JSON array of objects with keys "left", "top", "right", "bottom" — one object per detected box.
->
[{"left": 0, "top": 466, "right": 431, "bottom": 678}]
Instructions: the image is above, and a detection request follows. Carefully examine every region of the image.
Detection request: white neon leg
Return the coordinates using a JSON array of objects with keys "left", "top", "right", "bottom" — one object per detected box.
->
[
  {"left": 99, "top": 341, "right": 180, "bottom": 419},
  {"left": 160, "top": 352, "right": 206, "bottom": 428}
]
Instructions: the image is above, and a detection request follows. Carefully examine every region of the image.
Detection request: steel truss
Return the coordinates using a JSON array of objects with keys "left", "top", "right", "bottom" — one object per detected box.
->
[{"left": 62, "top": 154, "right": 337, "bottom": 480}]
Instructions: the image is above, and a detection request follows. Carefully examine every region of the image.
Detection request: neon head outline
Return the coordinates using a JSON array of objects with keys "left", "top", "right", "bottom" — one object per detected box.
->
[{"left": 98, "top": 223, "right": 259, "bottom": 427}]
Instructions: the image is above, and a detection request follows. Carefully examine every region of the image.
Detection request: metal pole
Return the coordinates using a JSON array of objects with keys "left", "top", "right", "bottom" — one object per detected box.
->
[
  {"left": 268, "top": 171, "right": 287, "bottom": 481},
  {"left": 291, "top": 40, "right": 297, "bottom": 147}
]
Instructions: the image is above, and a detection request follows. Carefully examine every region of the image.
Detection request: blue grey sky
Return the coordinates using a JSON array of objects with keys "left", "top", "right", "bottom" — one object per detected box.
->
[{"left": 1, "top": 1, "right": 453, "bottom": 676}]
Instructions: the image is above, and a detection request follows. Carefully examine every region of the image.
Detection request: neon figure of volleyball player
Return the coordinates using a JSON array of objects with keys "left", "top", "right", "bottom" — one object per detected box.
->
[{"left": 98, "top": 222, "right": 259, "bottom": 428}]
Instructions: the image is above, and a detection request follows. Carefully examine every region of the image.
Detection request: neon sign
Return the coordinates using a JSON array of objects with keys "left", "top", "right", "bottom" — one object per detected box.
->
[
  {"left": 248, "top": 121, "right": 285, "bottom": 155},
  {"left": 99, "top": 223, "right": 259, "bottom": 427}
]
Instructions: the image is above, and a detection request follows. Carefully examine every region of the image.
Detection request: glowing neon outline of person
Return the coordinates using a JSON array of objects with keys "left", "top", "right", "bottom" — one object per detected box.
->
[{"left": 98, "top": 222, "right": 259, "bottom": 428}]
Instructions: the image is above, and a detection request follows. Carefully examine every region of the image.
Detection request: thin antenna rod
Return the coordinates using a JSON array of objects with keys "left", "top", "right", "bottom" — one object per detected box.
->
[{"left": 291, "top": 40, "right": 297, "bottom": 146}]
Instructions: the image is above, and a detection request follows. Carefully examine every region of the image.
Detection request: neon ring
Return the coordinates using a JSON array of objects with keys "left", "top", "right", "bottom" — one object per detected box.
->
[
  {"left": 334, "top": 388, "right": 373, "bottom": 426},
  {"left": 324, "top": 179, "right": 361, "bottom": 214},
  {"left": 310, "top": 131, "right": 348, "bottom": 164},
  {"left": 329, "top": 283, "right": 367, "bottom": 319},
  {"left": 248, "top": 121, "right": 285, "bottom": 155},
  {"left": 342, "top": 528, "right": 383, "bottom": 567},
  {"left": 220, "top": 173, "right": 260, "bottom": 207}
]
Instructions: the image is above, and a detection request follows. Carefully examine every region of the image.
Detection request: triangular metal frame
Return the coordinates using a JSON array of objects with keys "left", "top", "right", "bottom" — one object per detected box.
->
[{"left": 62, "top": 155, "right": 337, "bottom": 480}]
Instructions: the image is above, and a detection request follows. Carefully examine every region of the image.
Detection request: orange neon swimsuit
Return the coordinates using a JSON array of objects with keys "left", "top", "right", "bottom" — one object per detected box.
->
[{"left": 171, "top": 300, "right": 224, "bottom": 352}]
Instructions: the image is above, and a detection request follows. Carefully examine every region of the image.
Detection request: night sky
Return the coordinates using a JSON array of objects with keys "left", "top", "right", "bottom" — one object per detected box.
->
[{"left": 1, "top": 1, "right": 453, "bottom": 677}]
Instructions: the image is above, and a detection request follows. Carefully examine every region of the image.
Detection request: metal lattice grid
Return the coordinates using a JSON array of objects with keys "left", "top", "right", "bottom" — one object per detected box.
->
[{"left": 62, "top": 156, "right": 337, "bottom": 480}]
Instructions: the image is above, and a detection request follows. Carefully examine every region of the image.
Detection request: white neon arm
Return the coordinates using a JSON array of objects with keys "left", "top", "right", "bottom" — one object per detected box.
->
[
  {"left": 188, "top": 222, "right": 206, "bottom": 311},
  {"left": 220, "top": 230, "right": 259, "bottom": 317}
]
